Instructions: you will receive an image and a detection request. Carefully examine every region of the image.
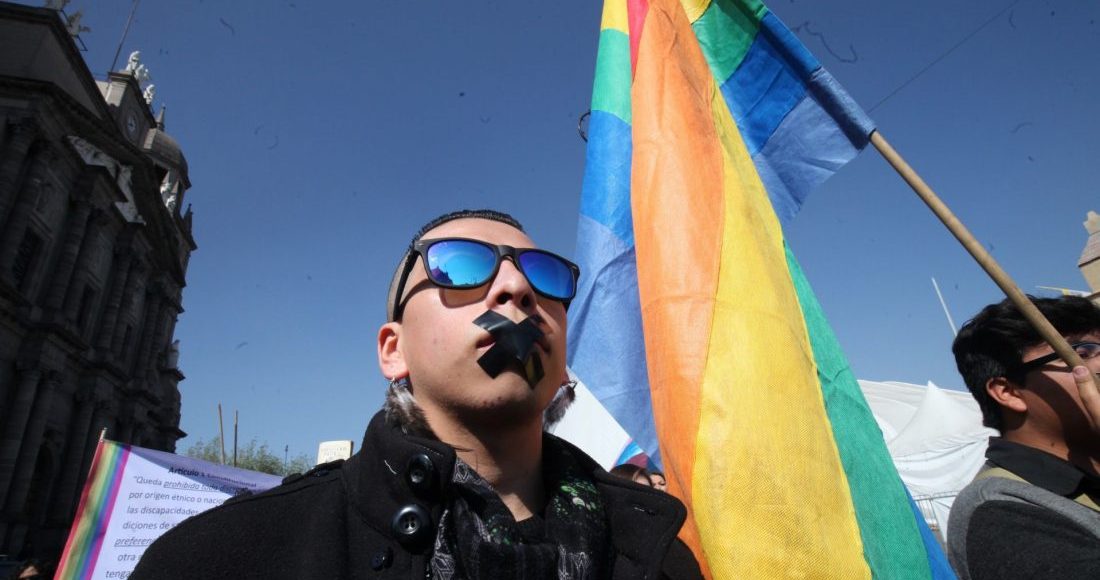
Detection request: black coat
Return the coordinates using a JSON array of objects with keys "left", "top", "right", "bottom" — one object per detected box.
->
[{"left": 132, "top": 412, "right": 702, "bottom": 579}]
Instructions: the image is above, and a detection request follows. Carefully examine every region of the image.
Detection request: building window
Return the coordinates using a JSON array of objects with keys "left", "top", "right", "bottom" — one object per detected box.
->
[{"left": 12, "top": 230, "right": 42, "bottom": 291}]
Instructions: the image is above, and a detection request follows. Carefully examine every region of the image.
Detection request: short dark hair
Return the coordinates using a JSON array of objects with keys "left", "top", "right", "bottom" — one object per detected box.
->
[
  {"left": 385, "top": 209, "right": 525, "bottom": 322},
  {"left": 952, "top": 295, "right": 1100, "bottom": 431},
  {"left": 609, "top": 463, "right": 650, "bottom": 484}
]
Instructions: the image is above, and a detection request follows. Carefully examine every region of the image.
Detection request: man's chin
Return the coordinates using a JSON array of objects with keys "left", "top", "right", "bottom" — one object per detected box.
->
[{"left": 453, "top": 379, "right": 554, "bottom": 425}]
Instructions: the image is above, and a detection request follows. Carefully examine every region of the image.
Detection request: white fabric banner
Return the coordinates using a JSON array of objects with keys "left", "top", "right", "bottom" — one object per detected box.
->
[{"left": 57, "top": 441, "right": 282, "bottom": 580}]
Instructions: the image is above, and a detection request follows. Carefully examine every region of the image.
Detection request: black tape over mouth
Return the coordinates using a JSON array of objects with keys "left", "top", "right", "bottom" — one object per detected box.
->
[{"left": 473, "top": 311, "right": 546, "bottom": 388}]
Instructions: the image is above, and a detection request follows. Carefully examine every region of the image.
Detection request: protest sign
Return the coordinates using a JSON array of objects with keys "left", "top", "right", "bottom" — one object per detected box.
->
[
  {"left": 315, "top": 440, "right": 354, "bottom": 464},
  {"left": 56, "top": 439, "right": 282, "bottom": 580}
]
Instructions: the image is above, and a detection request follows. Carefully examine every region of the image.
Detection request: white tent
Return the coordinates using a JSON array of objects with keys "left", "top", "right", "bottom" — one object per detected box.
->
[
  {"left": 859, "top": 380, "right": 996, "bottom": 540},
  {"left": 552, "top": 376, "right": 995, "bottom": 540}
]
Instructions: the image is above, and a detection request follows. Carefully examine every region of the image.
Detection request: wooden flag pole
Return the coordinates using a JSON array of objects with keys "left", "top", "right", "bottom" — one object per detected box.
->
[{"left": 870, "top": 131, "right": 1091, "bottom": 371}]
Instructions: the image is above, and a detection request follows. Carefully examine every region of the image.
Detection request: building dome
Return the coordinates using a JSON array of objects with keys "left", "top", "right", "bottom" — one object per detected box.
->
[{"left": 142, "top": 126, "right": 189, "bottom": 179}]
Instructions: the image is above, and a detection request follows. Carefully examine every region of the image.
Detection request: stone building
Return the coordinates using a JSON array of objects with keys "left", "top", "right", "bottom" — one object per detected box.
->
[{"left": 0, "top": 2, "right": 195, "bottom": 558}]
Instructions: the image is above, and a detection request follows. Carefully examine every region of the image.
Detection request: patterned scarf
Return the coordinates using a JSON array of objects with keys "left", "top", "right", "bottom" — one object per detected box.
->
[{"left": 429, "top": 438, "right": 610, "bottom": 580}]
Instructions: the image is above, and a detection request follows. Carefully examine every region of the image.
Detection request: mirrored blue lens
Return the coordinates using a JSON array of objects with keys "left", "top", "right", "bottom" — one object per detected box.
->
[
  {"left": 425, "top": 240, "right": 496, "bottom": 287},
  {"left": 519, "top": 251, "right": 576, "bottom": 299}
]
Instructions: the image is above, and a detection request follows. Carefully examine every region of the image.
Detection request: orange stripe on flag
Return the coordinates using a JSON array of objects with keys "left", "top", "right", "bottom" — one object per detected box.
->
[{"left": 630, "top": 0, "right": 724, "bottom": 574}]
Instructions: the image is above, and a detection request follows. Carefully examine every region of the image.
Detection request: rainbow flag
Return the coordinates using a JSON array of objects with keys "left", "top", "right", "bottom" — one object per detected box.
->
[
  {"left": 567, "top": 0, "right": 955, "bottom": 577},
  {"left": 56, "top": 440, "right": 131, "bottom": 580}
]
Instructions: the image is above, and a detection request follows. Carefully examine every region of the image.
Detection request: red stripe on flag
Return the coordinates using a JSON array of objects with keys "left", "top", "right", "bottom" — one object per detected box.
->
[{"left": 626, "top": 0, "right": 649, "bottom": 77}]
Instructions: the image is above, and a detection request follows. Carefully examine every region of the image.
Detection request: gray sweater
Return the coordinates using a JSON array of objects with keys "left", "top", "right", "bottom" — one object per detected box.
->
[{"left": 948, "top": 470, "right": 1100, "bottom": 579}]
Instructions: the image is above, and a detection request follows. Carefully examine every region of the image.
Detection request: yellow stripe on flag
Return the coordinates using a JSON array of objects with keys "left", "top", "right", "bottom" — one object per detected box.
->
[
  {"left": 680, "top": 0, "right": 712, "bottom": 23},
  {"left": 691, "top": 61, "right": 871, "bottom": 579},
  {"left": 601, "top": 0, "right": 629, "bottom": 34}
]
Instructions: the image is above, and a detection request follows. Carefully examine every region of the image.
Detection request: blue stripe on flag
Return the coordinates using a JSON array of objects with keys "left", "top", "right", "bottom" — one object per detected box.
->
[
  {"left": 804, "top": 68, "right": 875, "bottom": 149},
  {"left": 720, "top": 29, "right": 807, "bottom": 157},
  {"left": 757, "top": 11, "right": 820, "bottom": 78},
  {"left": 906, "top": 490, "right": 958, "bottom": 578},
  {"left": 751, "top": 88, "right": 863, "bottom": 226},
  {"left": 579, "top": 111, "right": 635, "bottom": 244},
  {"left": 567, "top": 215, "right": 660, "bottom": 465},
  {"left": 728, "top": 10, "right": 875, "bottom": 225}
]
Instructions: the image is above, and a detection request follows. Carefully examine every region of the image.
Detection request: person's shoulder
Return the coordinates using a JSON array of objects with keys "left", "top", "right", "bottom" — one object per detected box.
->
[
  {"left": 953, "top": 472, "right": 1100, "bottom": 524},
  {"left": 544, "top": 431, "right": 602, "bottom": 472},
  {"left": 960, "top": 500, "right": 1100, "bottom": 579},
  {"left": 130, "top": 460, "right": 347, "bottom": 579},
  {"left": 950, "top": 473, "right": 1033, "bottom": 524},
  {"left": 949, "top": 471, "right": 1100, "bottom": 579},
  {"left": 216, "top": 458, "right": 347, "bottom": 514},
  {"left": 949, "top": 474, "right": 1046, "bottom": 556},
  {"left": 660, "top": 537, "right": 703, "bottom": 580}
]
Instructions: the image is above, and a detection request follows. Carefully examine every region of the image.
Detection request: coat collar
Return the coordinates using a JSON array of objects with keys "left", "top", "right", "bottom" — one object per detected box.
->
[
  {"left": 343, "top": 411, "right": 457, "bottom": 552},
  {"left": 342, "top": 410, "right": 688, "bottom": 574},
  {"left": 557, "top": 435, "right": 688, "bottom": 578},
  {"left": 987, "top": 437, "right": 1100, "bottom": 497}
]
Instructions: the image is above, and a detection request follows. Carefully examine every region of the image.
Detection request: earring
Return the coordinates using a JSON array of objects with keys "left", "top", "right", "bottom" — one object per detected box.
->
[
  {"left": 383, "top": 375, "right": 431, "bottom": 435},
  {"left": 544, "top": 379, "right": 578, "bottom": 427}
]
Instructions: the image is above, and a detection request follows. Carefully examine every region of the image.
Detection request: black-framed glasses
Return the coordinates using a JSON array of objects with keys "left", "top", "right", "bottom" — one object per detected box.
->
[
  {"left": 390, "top": 237, "right": 580, "bottom": 321},
  {"left": 1019, "top": 342, "right": 1100, "bottom": 373}
]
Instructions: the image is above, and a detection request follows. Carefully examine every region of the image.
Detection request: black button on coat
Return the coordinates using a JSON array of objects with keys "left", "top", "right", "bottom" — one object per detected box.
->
[{"left": 131, "top": 411, "right": 701, "bottom": 579}]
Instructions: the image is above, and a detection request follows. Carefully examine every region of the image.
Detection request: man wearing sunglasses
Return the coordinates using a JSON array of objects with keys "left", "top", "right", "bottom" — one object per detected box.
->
[
  {"left": 133, "top": 209, "right": 699, "bottom": 580},
  {"left": 947, "top": 296, "right": 1100, "bottom": 579}
]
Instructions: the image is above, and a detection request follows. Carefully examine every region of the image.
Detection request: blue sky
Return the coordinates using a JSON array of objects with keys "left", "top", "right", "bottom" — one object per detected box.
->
[{"left": 44, "top": 0, "right": 1100, "bottom": 460}]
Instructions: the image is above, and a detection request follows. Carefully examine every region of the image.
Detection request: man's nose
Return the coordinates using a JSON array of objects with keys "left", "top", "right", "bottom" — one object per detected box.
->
[{"left": 487, "top": 258, "right": 536, "bottom": 313}]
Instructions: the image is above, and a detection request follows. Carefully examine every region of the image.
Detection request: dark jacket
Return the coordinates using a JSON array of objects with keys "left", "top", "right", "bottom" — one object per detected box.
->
[{"left": 132, "top": 412, "right": 700, "bottom": 579}]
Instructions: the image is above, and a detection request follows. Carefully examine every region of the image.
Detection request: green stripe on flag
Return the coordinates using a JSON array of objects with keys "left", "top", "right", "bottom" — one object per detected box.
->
[
  {"left": 785, "top": 242, "right": 934, "bottom": 580},
  {"left": 692, "top": 0, "right": 765, "bottom": 83},
  {"left": 592, "top": 29, "right": 632, "bottom": 125}
]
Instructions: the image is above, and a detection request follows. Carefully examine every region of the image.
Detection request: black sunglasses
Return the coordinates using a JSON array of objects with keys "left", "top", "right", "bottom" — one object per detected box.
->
[
  {"left": 1019, "top": 342, "right": 1100, "bottom": 373},
  {"left": 390, "top": 237, "right": 580, "bottom": 321}
]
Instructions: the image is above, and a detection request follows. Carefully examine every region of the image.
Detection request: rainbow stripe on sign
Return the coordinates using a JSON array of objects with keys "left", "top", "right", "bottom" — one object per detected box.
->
[
  {"left": 567, "top": 0, "right": 955, "bottom": 577},
  {"left": 56, "top": 440, "right": 131, "bottom": 580}
]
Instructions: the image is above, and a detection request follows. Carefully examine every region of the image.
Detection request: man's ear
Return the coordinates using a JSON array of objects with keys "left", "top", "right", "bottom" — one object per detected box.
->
[
  {"left": 987, "top": 376, "right": 1028, "bottom": 414},
  {"left": 377, "top": 322, "right": 408, "bottom": 379}
]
